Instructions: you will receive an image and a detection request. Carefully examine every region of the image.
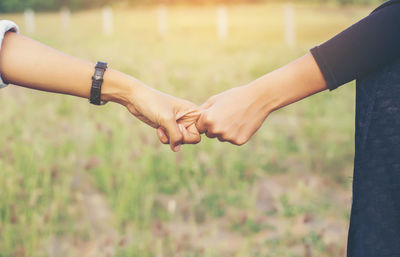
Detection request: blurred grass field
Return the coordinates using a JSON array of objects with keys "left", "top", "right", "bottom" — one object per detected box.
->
[{"left": 0, "top": 3, "right": 373, "bottom": 257}]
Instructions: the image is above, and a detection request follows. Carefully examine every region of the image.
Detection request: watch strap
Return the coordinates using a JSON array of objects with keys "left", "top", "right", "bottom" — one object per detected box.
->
[{"left": 90, "top": 61, "right": 108, "bottom": 105}]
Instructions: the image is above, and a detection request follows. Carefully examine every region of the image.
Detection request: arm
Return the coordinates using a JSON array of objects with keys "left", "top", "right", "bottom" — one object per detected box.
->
[
  {"left": 195, "top": 2, "right": 400, "bottom": 145},
  {"left": 0, "top": 32, "right": 200, "bottom": 151},
  {"left": 195, "top": 53, "right": 327, "bottom": 145}
]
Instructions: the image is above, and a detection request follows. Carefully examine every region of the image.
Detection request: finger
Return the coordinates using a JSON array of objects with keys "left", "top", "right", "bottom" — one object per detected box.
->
[
  {"left": 206, "top": 131, "right": 218, "bottom": 139},
  {"left": 196, "top": 111, "right": 208, "bottom": 134},
  {"left": 157, "top": 127, "right": 169, "bottom": 144},
  {"left": 218, "top": 136, "right": 227, "bottom": 142},
  {"left": 181, "top": 123, "right": 201, "bottom": 144},
  {"left": 163, "top": 120, "right": 184, "bottom": 152}
]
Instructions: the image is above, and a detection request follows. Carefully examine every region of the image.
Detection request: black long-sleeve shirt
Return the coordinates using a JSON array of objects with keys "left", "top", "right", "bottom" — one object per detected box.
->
[{"left": 310, "top": 0, "right": 400, "bottom": 90}]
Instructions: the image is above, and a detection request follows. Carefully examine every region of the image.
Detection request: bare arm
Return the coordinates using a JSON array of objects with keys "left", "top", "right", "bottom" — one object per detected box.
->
[
  {"left": 0, "top": 32, "right": 132, "bottom": 104},
  {"left": 0, "top": 32, "right": 201, "bottom": 151},
  {"left": 195, "top": 53, "right": 328, "bottom": 145},
  {"left": 256, "top": 53, "right": 327, "bottom": 112}
]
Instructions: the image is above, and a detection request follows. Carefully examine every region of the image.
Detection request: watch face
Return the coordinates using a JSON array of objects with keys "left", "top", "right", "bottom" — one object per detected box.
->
[{"left": 95, "top": 75, "right": 102, "bottom": 80}]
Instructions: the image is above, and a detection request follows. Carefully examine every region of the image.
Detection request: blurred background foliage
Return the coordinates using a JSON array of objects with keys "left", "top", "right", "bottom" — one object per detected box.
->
[{"left": 0, "top": 0, "right": 384, "bottom": 13}]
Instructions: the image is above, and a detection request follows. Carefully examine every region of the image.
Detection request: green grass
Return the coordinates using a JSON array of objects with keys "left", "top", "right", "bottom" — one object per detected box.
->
[{"left": 0, "top": 3, "right": 372, "bottom": 257}]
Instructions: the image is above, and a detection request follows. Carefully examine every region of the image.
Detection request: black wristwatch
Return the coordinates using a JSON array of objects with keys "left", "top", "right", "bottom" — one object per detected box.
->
[{"left": 89, "top": 61, "right": 108, "bottom": 105}]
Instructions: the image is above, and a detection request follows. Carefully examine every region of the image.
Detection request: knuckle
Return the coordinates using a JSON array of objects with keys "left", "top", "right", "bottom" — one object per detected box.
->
[
  {"left": 191, "top": 135, "right": 202, "bottom": 144},
  {"left": 230, "top": 134, "right": 246, "bottom": 145},
  {"left": 221, "top": 132, "right": 235, "bottom": 142},
  {"left": 175, "top": 133, "right": 184, "bottom": 142},
  {"left": 207, "top": 127, "right": 216, "bottom": 134},
  {"left": 170, "top": 134, "right": 183, "bottom": 144},
  {"left": 203, "top": 113, "right": 214, "bottom": 125},
  {"left": 160, "top": 113, "right": 174, "bottom": 124},
  {"left": 195, "top": 133, "right": 202, "bottom": 142},
  {"left": 235, "top": 137, "right": 248, "bottom": 146},
  {"left": 218, "top": 136, "right": 226, "bottom": 142},
  {"left": 159, "top": 136, "right": 169, "bottom": 144},
  {"left": 223, "top": 136, "right": 234, "bottom": 143},
  {"left": 212, "top": 126, "right": 224, "bottom": 135},
  {"left": 203, "top": 118, "right": 212, "bottom": 126}
]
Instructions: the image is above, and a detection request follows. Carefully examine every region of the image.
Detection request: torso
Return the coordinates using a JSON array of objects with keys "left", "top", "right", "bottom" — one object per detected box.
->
[{"left": 348, "top": 58, "right": 400, "bottom": 257}]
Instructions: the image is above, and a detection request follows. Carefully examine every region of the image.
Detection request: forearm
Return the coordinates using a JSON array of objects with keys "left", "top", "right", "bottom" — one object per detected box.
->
[
  {"left": 0, "top": 32, "right": 139, "bottom": 106},
  {"left": 250, "top": 53, "right": 328, "bottom": 115},
  {"left": 0, "top": 32, "right": 201, "bottom": 151}
]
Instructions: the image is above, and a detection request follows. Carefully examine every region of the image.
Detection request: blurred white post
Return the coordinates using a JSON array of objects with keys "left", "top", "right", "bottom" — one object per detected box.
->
[
  {"left": 60, "top": 7, "right": 71, "bottom": 31},
  {"left": 24, "top": 9, "right": 35, "bottom": 35},
  {"left": 167, "top": 199, "right": 176, "bottom": 215},
  {"left": 284, "top": 4, "right": 296, "bottom": 47},
  {"left": 217, "top": 5, "right": 228, "bottom": 40},
  {"left": 157, "top": 5, "right": 168, "bottom": 38},
  {"left": 102, "top": 6, "right": 114, "bottom": 36}
]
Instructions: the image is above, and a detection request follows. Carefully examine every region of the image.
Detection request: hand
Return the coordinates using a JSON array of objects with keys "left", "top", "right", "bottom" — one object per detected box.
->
[
  {"left": 124, "top": 83, "right": 201, "bottom": 152},
  {"left": 196, "top": 84, "right": 270, "bottom": 145}
]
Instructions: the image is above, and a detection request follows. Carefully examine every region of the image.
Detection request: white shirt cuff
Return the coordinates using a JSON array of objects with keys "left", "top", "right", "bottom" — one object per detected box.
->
[{"left": 0, "top": 20, "right": 19, "bottom": 89}]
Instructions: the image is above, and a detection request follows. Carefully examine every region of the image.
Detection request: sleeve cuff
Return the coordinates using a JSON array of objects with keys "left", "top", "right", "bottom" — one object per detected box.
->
[
  {"left": 0, "top": 20, "right": 19, "bottom": 89},
  {"left": 310, "top": 46, "right": 340, "bottom": 91}
]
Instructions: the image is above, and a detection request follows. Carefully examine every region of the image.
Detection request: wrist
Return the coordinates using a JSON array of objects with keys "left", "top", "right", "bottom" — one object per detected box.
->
[
  {"left": 101, "top": 69, "right": 138, "bottom": 107},
  {"left": 248, "top": 77, "right": 281, "bottom": 116}
]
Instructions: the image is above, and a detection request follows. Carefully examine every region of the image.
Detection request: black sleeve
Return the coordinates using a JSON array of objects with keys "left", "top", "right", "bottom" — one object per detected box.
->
[{"left": 310, "top": 0, "right": 400, "bottom": 91}]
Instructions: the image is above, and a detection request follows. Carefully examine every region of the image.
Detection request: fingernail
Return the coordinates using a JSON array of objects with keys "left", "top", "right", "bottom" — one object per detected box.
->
[
  {"left": 178, "top": 124, "right": 184, "bottom": 133},
  {"left": 174, "top": 145, "right": 181, "bottom": 152},
  {"left": 157, "top": 129, "right": 163, "bottom": 137}
]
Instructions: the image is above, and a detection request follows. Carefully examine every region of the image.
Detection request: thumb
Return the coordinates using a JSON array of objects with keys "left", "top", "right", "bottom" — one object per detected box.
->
[
  {"left": 196, "top": 110, "right": 208, "bottom": 134},
  {"left": 179, "top": 123, "right": 201, "bottom": 144},
  {"left": 163, "top": 119, "right": 184, "bottom": 152},
  {"left": 157, "top": 127, "right": 169, "bottom": 144},
  {"left": 196, "top": 97, "right": 217, "bottom": 134}
]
